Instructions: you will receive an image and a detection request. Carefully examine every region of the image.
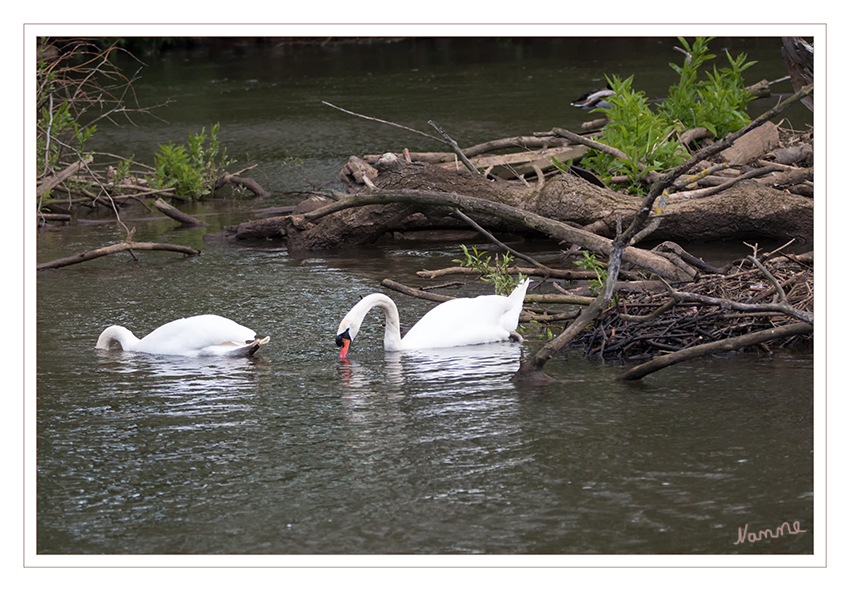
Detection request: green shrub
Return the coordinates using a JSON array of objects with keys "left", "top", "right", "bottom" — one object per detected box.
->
[
  {"left": 584, "top": 75, "right": 687, "bottom": 193},
  {"left": 657, "top": 37, "right": 756, "bottom": 139},
  {"left": 581, "top": 37, "right": 756, "bottom": 194},
  {"left": 148, "top": 123, "right": 234, "bottom": 199}
]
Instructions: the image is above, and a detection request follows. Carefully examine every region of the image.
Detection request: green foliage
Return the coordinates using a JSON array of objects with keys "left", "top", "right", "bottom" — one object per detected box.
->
[
  {"left": 113, "top": 156, "right": 135, "bottom": 185},
  {"left": 521, "top": 319, "right": 557, "bottom": 341},
  {"left": 581, "top": 37, "right": 756, "bottom": 194},
  {"left": 657, "top": 37, "right": 756, "bottom": 139},
  {"left": 573, "top": 251, "right": 607, "bottom": 295},
  {"left": 148, "top": 123, "right": 234, "bottom": 199},
  {"left": 550, "top": 157, "right": 571, "bottom": 174},
  {"left": 36, "top": 86, "right": 98, "bottom": 182},
  {"left": 584, "top": 76, "right": 687, "bottom": 193},
  {"left": 453, "top": 245, "right": 525, "bottom": 296}
]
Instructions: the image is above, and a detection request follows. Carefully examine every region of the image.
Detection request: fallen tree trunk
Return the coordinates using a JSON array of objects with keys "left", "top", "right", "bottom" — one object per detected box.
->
[
  {"left": 37, "top": 241, "right": 201, "bottom": 270},
  {"left": 218, "top": 155, "right": 812, "bottom": 248},
  {"left": 289, "top": 189, "right": 696, "bottom": 282}
]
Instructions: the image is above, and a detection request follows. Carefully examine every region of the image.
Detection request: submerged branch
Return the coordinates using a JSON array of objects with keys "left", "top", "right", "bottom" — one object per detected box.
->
[
  {"left": 617, "top": 322, "right": 813, "bottom": 381},
  {"left": 37, "top": 241, "right": 201, "bottom": 270},
  {"left": 153, "top": 198, "right": 209, "bottom": 227}
]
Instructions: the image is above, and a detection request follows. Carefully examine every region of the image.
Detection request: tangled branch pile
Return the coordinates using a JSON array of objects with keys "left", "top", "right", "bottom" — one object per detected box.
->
[{"left": 574, "top": 253, "right": 813, "bottom": 363}]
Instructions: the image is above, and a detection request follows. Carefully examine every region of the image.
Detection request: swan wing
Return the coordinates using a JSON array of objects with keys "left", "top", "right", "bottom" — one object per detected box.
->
[
  {"left": 136, "top": 314, "right": 261, "bottom": 356},
  {"left": 402, "top": 281, "right": 528, "bottom": 350}
]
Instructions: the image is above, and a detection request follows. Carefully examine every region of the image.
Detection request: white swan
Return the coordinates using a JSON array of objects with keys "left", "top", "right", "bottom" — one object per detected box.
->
[
  {"left": 335, "top": 279, "right": 530, "bottom": 358},
  {"left": 95, "top": 314, "right": 270, "bottom": 357}
]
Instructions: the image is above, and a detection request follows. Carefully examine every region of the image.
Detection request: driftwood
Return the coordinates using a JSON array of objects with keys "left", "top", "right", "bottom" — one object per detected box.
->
[
  {"left": 215, "top": 170, "right": 272, "bottom": 198},
  {"left": 289, "top": 189, "right": 696, "bottom": 282},
  {"left": 37, "top": 156, "right": 94, "bottom": 198},
  {"left": 781, "top": 37, "right": 814, "bottom": 111},
  {"left": 153, "top": 198, "right": 209, "bottom": 227},
  {"left": 719, "top": 121, "right": 780, "bottom": 164},
  {"left": 416, "top": 266, "right": 599, "bottom": 281},
  {"left": 511, "top": 84, "right": 814, "bottom": 383},
  {"left": 429, "top": 120, "right": 479, "bottom": 175},
  {"left": 618, "top": 322, "right": 813, "bottom": 381},
  {"left": 38, "top": 213, "right": 72, "bottom": 224},
  {"left": 37, "top": 241, "right": 201, "bottom": 270}
]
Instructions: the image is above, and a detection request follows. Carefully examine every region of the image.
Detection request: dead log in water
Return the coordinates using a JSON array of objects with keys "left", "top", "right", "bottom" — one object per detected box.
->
[
  {"left": 37, "top": 241, "right": 201, "bottom": 270},
  {"left": 153, "top": 198, "right": 209, "bottom": 227}
]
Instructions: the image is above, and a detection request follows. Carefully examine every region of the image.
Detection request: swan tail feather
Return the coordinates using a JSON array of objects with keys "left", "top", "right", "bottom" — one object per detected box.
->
[{"left": 244, "top": 336, "right": 271, "bottom": 356}]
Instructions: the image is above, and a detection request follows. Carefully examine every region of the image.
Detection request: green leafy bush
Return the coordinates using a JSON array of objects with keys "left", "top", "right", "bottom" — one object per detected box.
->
[
  {"left": 148, "top": 123, "right": 234, "bottom": 199},
  {"left": 584, "top": 75, "right": 687, "bottom": 193},
  {"left": 657, "top": 37, "right": 756, "bottom": 139},
  {"left": 582, "top": 37, "right": 756, "bottom": 194}
]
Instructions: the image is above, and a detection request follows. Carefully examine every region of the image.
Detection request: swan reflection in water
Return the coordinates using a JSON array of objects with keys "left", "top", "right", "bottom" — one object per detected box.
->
[
  {"left": 94, "top": 348, "right": 268, "bottom": 427},
  {"left": 337, "top": 341, "right": 524, "bottom": 457},
  {"left": 339, "top": 341, "right": 523, "bottom": 395}
]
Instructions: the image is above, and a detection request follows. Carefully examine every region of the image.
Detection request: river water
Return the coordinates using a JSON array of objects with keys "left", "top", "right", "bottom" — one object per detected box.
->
[{"left": 35, "top": 37, "right": 815, "bottom": 558}]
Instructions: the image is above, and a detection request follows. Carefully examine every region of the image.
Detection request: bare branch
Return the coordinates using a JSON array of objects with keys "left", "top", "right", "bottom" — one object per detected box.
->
[
  {"left": 322, "top": 101, "right": 446, "bottom": 145},
  {"left": 37, "top": 241, "right": 201, "bottom": 270},
  {"left": 618, "top": 322, "right": 812, "bottom": 381}
]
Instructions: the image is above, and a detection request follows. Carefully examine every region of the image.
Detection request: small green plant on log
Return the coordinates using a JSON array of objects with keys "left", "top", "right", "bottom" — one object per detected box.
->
[
  {"left": 573, "top": 251, "right": 605, "bottom": 295},
  {"left": 454, "top": 245, "right": 524, "bottom": 295},
  {"left": 148, "top": 123, "right": 234, "bottom": 199}
]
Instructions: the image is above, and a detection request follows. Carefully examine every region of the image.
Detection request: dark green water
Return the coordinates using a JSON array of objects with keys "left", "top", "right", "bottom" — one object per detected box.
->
[{"left": 35, "top": 37, "right": 814, "bottom": 556}]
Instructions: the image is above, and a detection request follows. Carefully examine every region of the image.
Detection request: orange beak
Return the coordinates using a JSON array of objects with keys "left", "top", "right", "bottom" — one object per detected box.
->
[{"left": 339, "top": 337, "right": 351, "bottom": 359}]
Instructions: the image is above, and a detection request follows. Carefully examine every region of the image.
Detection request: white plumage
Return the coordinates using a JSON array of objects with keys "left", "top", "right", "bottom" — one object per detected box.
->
[
  {"left": 335, "top": 279, "right": 529, "bottom": 358},
  {"left": 95, "top": 314, "right": 269, "bottom": 357}
]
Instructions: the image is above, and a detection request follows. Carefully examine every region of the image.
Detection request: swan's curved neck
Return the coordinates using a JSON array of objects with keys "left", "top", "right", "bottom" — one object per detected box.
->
[
  {"left": 342, "top": 294, "right": 404, "bottom": 351},
  {"left": 96, "top": 325, "right": 140, "bottom": 351}
]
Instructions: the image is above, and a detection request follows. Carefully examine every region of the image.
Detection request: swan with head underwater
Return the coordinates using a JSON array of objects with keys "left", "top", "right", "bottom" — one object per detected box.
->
[
  {"left": 96, "top": 314, "right": 270, "bottom": 357},
  {"left": 335, "top": 278, "right": 530, "bottom": 359}
]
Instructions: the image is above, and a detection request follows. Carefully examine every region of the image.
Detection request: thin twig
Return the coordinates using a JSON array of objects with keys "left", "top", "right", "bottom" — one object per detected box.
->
[
  {"left": 450, "top": 209, "right": 550, "bottom": 271},
  {"left": 322, "top": 101, "right": 447, "bottom": 145},
  {"left": 428, "top": 120, "right": 480, "bottom": 175},
  {"left": 551, "top": 127, "right": 630, "bottom": 161}
]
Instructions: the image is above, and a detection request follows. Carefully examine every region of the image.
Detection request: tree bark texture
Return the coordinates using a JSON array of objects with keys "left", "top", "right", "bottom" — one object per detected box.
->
[{"left": 218, "top": 157, "right": 812, "bottom": 251}]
